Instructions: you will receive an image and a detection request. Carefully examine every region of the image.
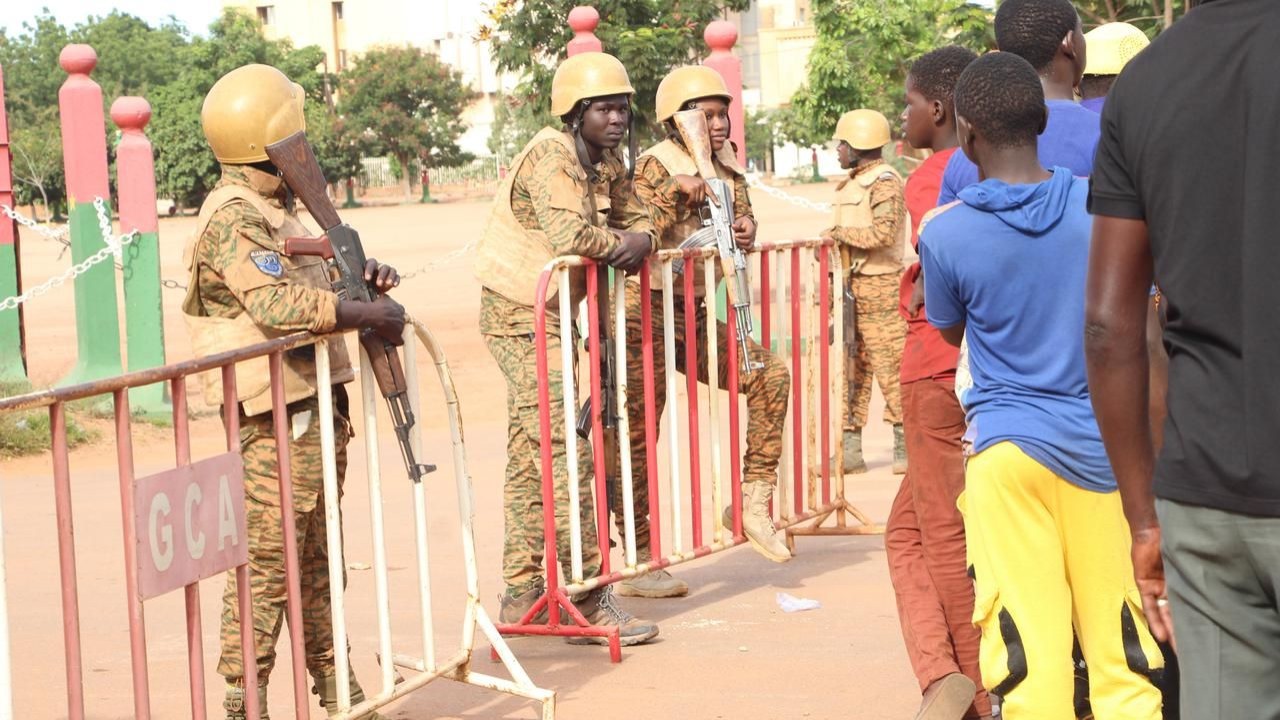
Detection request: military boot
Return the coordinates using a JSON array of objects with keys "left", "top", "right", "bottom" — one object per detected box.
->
[
  {"left": 617, "top": 569, "right": 689, "bottom": 598},
  {"left": 725, "top": 480, "right": 792, "bottom": 563},
  {"left": 500, "top": 584, "right": 551, "bottom": 624},
  {"left": 224, "top": 683, "right": 269, "bottom": 720},
  {"left": 566, "top": 587, "right": 659, "bottom": 647},
  {"left": 312, "top": 668, "right": 388, "bottom": 720},
  {"left": 842, "top": 429, "right": 868, "bottom": 474},
  {"left": 893, "top": 424, "right": 908, "bottom": 475}
]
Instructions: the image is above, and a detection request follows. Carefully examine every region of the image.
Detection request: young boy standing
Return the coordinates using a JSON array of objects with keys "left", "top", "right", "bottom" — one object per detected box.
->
[
  {"left": 919, "top": 53, "right": 1163, "bottom": 719},
  {"left": 890, "top": 46, "right": 986, "bottom": 720}
]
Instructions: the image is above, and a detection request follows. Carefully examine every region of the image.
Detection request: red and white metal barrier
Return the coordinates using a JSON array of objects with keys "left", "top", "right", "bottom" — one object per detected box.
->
[
  {"left": 498, "top": 238, "right": 882, "bottom": 660},
  {"left": 0, "top": 320, "right": 553, "bottom": 718}
]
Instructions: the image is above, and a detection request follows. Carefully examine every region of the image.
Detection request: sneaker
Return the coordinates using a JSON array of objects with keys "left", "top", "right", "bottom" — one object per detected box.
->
[
  {"left": 566, "top": 587, "right": 659, "bottom": 647},
  {"left": 915, "top": 672, "right": 976, "bottom": 720},
  {"left": 617, "top": 569, "right": 689, "bottom": 598}
]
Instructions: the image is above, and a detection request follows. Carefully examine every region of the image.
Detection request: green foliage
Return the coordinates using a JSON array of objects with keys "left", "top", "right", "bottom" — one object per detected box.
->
[
  {"left": 481, "top": 0, "right": 751, "bottom": 149},
  {"left": 1075, "top": 0, "right": 1186, "bottom": 34},
  {"left": 9, "top": 107, "right": 64, "bottom": 215},
  {"left": 339, "top": 45, "right": 476, "bottom": 181},
  {"left": 0, "top": 409, "right": 96, "bottom": 458},
  {"left": 787, "top": 0, "right": 993, "bottom": 146},
  {"left": 1, "top": 8, "right": 358, "bottom": 212}
]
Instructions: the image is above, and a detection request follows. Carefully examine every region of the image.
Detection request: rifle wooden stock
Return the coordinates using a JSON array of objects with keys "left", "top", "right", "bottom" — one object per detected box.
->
[
  {"left": 266, "top": 130, "right": 434, "bottom": 482},
  {"left": 266, "top": 131, "right": 342, "bottom": 231}
]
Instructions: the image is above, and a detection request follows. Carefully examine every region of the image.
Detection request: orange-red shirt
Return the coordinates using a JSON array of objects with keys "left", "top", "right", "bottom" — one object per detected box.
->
[{"left": 899, "top": 147, "right": 961, "bottom": 384}]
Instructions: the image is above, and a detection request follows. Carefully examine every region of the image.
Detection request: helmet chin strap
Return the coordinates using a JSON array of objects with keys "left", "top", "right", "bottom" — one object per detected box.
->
[{"left": 571, "top": 97, "right": 637, "bottom": 182}]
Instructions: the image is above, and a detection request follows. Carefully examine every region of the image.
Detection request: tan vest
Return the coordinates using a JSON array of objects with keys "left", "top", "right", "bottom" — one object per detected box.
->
[
  {"left": 640, "top": 139, "right": 745, "bottom": 297},
  {"left": 474, "top": 128, "right": 609, "bottom": 309},
  {"left": 832, "top": 162, "right": 909, "bottom": 276},
  {"left": 181, "top": 185, "right": 354, "bottom": 416}
]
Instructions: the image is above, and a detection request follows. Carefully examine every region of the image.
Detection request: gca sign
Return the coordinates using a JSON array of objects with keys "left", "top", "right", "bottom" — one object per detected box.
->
[{"left": 134, "top": 452, "right": 248, "bottom": 600}]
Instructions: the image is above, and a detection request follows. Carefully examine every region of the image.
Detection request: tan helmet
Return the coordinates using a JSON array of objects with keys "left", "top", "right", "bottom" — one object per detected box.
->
[
  {"left": 201, "top": 64, "right": 306, "bottom": 164},
  {"left": 654, "top": 65, "right": 732, "bottom": 123},
  {"left": 1084, "top": 22, "right": 1150, "bottom": 76},
  {"left": 550, "top": 52, "right": 635, "bottom": 118},
  {"left": 834, "top": 109, "right": 891, "bottom": 150}
]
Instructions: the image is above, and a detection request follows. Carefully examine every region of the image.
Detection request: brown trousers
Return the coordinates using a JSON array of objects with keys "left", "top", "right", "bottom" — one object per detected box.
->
[{"left": 886, "top": 379, "right": 988, "bottom": 717}]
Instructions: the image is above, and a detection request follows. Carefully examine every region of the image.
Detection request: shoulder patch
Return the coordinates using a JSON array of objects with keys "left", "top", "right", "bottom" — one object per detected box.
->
[{"left": 249, "top": 249, "right": 284, "bottom": 278}]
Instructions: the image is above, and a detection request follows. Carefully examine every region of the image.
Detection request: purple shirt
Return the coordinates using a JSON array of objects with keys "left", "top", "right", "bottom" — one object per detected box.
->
[
  {"left": 1081, "top": 96, "right": 1106, "bottom": 114},
  {"left": 938, "top": 99, "right": 1101, "bottom": 204}
]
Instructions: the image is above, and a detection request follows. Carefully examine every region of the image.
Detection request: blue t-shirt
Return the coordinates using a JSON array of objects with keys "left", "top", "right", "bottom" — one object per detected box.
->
[
  {"left": 920, "top": 168, "right": 1115, "bottom": 492},
  {"left": 938, "top": 99, "right": 1101, "bottom": 204}
]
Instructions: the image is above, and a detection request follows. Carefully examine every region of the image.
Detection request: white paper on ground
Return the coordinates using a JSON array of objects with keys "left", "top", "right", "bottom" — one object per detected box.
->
[{"left": 776, "top": 592, "right": 821, "bottom": 613}]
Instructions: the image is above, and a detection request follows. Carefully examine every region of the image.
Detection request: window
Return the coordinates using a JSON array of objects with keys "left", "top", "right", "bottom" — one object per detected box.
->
[
  {"left": 332, "top": 2, "right": 343, "bottom": 20},
  {"left": 337, "top": 50, "right": 348, "bottom": 72},
  {"left": 256, "top": 5, "right": 275, "bottom": 25}
]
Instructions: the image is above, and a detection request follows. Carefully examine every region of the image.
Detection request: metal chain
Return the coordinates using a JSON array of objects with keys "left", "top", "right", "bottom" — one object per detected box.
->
[
  {"left": 1, "top": 203, "right": 72, "bottom": 260},
  {"left": 399, "top": 237, "right": 477, "bottom": 281},
  {"left": 0, "top": 198, "right": 139, "bottom": 312},
  {"left": 745, "top": 174, "right": 832, "bottom": 214}
]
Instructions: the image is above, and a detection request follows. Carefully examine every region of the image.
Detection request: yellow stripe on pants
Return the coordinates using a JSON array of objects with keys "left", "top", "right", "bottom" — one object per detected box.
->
[{"left": 961, "top": 442, "right": 1163, "bottom": 719}]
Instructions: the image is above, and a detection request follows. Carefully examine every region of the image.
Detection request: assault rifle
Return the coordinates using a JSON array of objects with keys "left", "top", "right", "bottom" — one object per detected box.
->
[
  {"left": 575, "top": 262, "right": 620, "bottom": 527},
  {"left": 671, "top": 109, "right": 762, "bottom": 374},
  {"left": 266, "top": 131, "right": 435, "bottom": 483}
]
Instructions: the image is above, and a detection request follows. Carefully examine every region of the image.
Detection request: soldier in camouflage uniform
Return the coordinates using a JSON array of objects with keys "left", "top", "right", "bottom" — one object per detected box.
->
[
  {"left": 475, "top": 53, "right": 659, "bottom": 646},
  {"left": 823, "top": 109, "right": 910, "bottom": 476},
  {"left": 184, "top": 64, "right": 404, "bottom": 720},
  {"left": 612, "top": 66, "right": 793, "bottom": 600}
]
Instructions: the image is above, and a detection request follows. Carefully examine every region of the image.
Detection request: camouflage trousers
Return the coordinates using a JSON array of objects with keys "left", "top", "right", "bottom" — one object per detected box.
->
[
  {"left": 618, "top": 288, "right": 790, "bottom": 560},
  {"left": 484, "top": 331, "right": 602, "bottom": 596},
  {"left": 844, "top": 272, "right": 906, "bottom": 429},
  {"left": 218, "top": 392, "right": 351, "bottom": 684}
]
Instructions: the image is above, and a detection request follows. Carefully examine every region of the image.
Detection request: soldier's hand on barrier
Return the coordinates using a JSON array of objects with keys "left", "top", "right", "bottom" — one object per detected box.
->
[
  {"left": 337, "top": 296, "right": 406, "bottom": 346},
  {"left": 674, "top": 174, "right": 719, "bottom": 208},
  {"left": 733, "top": 216, "right": 757, "bottom": 249},
  {"left": 606, "top": 230, "right": 652, "bottom": 274},
  {"left": 363, "top": 258, "right": 400, "bottom": 293}
]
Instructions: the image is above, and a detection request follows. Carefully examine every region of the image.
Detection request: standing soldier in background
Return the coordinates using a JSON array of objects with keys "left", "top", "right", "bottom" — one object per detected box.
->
[
  {"left": 475, "top": 52, "right": 660, "bottom": 646},
  {"left": 1079, "top": 21, "right": 1149, "bottom": 114},
  {"left": 824, "top": 110, "right": 909, "bottom": 476},
  {"left": 186, "top": 64, "right": 402, "bottom": 720},
  {"left": 615, "top": 65, "right": 793, "bottom": 601}
]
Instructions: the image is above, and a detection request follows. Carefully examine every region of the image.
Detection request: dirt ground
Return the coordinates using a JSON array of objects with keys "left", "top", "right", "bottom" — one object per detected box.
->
[{"left": 2, "top": 180, "right": 923, "bottom": 719}]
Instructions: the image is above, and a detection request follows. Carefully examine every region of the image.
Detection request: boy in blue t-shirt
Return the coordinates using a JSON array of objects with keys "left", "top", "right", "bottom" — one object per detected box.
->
[
  {"left": 918, "top": 53, "right": 1163, "bottom": 719},
  {"left": 937, "top": 0, "right": 1100, "bottom": 205}
]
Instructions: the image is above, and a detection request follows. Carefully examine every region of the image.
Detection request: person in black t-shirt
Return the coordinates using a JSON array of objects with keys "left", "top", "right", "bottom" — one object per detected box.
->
[{"left": 1085, "top": 1, "right": 1280, "bottom": 717}]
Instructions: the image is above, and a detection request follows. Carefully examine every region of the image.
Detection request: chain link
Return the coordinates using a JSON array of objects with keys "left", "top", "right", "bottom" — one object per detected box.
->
[
  {"left": 399, "top": 237, "right": 477, "bottom": 281},
  {"left": 0, "top": 198, "right": 139, "bottom": 312},
  {"left": 745, "top": 174, "right": 832, "bottom": 214}
]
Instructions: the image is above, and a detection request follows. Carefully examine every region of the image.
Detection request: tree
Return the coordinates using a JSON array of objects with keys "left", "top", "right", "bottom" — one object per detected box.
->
[
  {"left": 339, "top": 46, "right": 476, "bottom": 199},
  {"left": 1075, "top": 0, "right": 1187, "bottom": 34},
  {"left": 9, "top": 108, "right": 64, "bottom": 218},
  {"left": 1, "top": 8, "right": 341, "bottom": 211},
  {"left": 141, "top": 9, "right": 333, "bottom": 208},
  {"left": 787, "top": 0, "right": 992, "bottom": 146},
  {"left": 479, "top": 0, "right": 751, "bottom": 150}
]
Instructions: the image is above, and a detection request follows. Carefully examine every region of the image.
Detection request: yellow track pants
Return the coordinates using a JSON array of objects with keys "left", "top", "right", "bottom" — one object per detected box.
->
[{"left": 962, "top": 442, "right": 1163, "bottom": 719}]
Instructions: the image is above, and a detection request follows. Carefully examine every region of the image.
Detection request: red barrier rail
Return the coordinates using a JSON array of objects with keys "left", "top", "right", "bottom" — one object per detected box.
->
[{"left": 497, "top": 238, "right": 882, "bottom": 661}]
